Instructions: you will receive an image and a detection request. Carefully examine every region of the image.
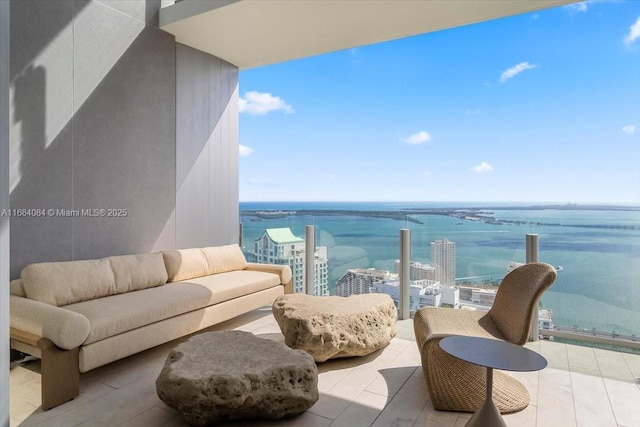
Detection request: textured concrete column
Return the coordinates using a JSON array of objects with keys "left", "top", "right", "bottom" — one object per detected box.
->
[
  {"left": 399, "top": 229, "right": 411, "bottom": 320},
  {"left": 1, "top": 1, "right": 10, "bottom": 425},
  {"left": 526, "top": 234, "right": 539, "bottom": 342}
]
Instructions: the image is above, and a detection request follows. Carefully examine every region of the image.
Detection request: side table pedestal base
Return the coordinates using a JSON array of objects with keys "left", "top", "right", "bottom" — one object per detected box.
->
[{"left": 465, "top": 367, "right": 507, "bottom": 427}]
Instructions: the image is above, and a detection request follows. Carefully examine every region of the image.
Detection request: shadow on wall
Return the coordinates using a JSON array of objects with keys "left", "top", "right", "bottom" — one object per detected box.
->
[
  {"left": 9, "top": 0, "right": 86, "bottom": 80},
  {"left": 10, "top": 62, "right": 75, "bottom": 278},
  {"left": 9, "top": 1, "right": 176, "bottom": 278}
]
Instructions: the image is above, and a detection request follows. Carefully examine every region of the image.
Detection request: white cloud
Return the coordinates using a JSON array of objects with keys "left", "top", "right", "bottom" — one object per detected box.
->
[
  {"left": 472, "top": 162, "right": 494, "bottom": 173},
  {"left": 239, "top": 144, "right": 254, "bottom": 156},
  {"left": 622, "top": 125, "right": 636, "bottom": 134},
  {"left": 565, "top": 2, "right": 588, "bottom": 13},
  {"left": 623, "top": 16, "right": 640, "bottom": 46},
  {"left": 239, "top": 91, "right": 294, "bottom": 115},
  {"left": 403, "top": 131, "right": 432, "bottom": 145},
  {"left": 499, "top": 62, "right": 536, "bottom": 83}
]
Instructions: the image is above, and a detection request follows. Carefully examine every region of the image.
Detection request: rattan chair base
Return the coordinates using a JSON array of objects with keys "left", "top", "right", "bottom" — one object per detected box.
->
[{"left": 422, "top": 339, "right": 529, "bottom": 414}]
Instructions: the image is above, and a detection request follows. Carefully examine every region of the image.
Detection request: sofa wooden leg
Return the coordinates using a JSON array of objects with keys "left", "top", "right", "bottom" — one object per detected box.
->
[
  {"left": 11, "top": 328, "right": 81, "bottom": 410},
  {"left": 39, "top": 339, "right": 79, "bottom": 410}
]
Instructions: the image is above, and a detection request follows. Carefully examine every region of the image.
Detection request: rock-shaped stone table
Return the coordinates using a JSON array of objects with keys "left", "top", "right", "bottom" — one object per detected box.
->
[
  {"left": 156, "top": 331, "right": 318, "bottom": 426},
  {"left": 272, "top": 293, "right": 397, "bottom": 362}
]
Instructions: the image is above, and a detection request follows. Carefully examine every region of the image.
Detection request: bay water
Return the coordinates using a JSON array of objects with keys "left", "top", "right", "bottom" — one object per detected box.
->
[{"left": 240, "top": 202, "right": 640, "bottom": 336}]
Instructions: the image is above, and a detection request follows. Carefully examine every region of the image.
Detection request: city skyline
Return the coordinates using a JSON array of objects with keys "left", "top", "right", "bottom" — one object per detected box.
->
[{"left": 239, "top": 1, "right": 640, "bottom": 204}]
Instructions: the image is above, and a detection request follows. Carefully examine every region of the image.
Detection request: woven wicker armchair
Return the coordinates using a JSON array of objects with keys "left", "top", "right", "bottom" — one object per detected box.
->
[{"left": 413, "top": 262, "right": 557, "bottom": 414}]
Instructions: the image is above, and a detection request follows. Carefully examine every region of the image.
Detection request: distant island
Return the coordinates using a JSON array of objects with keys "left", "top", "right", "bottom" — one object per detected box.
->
[
  {"left": 246, "top": 209, "right": 425, "bottom": 224},
  {"left": 241, "top": 204, "right": 640, "bottom": 231}
]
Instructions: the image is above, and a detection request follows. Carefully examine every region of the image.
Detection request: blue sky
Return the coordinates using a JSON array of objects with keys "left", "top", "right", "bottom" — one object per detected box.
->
[{"left": 238, "top": 1, "right": 640, "bottom": 204}]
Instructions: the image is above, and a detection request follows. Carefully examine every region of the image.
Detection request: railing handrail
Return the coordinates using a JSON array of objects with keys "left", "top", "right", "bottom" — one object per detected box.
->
[{"left": 539, "top": 329, "right": 640, "bottom": 351}]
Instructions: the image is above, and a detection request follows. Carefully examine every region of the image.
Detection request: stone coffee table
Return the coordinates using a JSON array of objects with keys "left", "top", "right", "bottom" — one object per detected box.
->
[
  {"left": 272, "top": 293, "right": 397, "bottom": 362},
  {"left": 156, "top": 331, "right": 318, "bottom": 426}
]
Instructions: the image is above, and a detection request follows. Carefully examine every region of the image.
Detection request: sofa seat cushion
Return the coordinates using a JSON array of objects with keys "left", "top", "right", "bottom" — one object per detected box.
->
[
  {"left": 64, "top": 283, "right": 211, "bottom": 344},
  {"left": 64, "top": 270, "right": 282, "bottom": 344},
  {"left": 178, "top": 270, "right": 281, "bottom": 306}
]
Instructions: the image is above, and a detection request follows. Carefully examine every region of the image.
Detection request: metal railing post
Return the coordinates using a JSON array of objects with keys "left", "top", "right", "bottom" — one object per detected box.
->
[
  {"left": 399, "top": 229, "right": 411, "bottom": 320},
  {"left": 526, "top": 233, "right": 539, "bottom": 341},
  {"left": 305, "top": 225, "right": 315, "bottom": 295},
  {"left": 238, "top": 222, "right": 243, "bottom": 247}
]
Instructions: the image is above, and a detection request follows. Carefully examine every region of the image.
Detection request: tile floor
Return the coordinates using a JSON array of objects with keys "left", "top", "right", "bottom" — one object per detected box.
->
[{"left": 9, "top": 306, "right": 640, "bottom": 427}]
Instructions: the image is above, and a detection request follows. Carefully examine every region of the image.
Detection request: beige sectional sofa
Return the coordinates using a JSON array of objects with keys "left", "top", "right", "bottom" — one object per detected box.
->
[{"left": 9, "top": 244, "right": 292, "bottom": 410}]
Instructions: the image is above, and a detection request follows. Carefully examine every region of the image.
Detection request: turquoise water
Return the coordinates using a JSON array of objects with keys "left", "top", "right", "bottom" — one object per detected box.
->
[{"left": 240, "top": 202, "right": 640, "bottom": 336}]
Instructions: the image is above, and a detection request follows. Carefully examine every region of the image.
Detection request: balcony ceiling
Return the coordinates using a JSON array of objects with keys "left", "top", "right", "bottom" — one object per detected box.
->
[{"left": 160, "top": 0, "right": 579, "bottom": 70}]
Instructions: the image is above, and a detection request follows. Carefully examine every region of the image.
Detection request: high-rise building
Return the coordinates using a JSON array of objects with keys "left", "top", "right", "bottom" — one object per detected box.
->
[
  {"left": 253, "top": 227, "right": 329, "bottom": 295},
  {"left": 335, "top": 268, "right": 395, "bottom": 296},
  {"left": 431, "top": 238, "right": 456, "bottom": 286},
  {"left": 394, "top": 260, "right": 435, "bottom": 281},
  {"left": 370, "top": 278, "right": 460, "bottom": 314},
  {"left": 370, "top": 279, "right": 442, "bottom": 314}
]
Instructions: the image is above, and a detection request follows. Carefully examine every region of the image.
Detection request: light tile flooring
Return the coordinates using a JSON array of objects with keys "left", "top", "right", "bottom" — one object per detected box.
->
[{"left": 10, "top": 307, "right": 640, "bottom": 427}]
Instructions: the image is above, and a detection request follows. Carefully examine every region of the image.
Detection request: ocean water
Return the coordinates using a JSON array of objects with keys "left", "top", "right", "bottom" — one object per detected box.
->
[{"left": 240, "top": 202, "right": 640, "bottom": 336}]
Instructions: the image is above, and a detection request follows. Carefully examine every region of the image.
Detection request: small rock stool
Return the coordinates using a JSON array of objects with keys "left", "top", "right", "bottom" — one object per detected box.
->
[
  {"left": 272, "top": 293, "right": 397, "bottom": 362},
  {"left": 156, "top": 331, "right": 318, "bottom": 426}
]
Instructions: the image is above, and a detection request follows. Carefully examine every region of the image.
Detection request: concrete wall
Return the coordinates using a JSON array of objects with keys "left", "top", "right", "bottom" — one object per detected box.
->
[
  {"left": 1, "top": 1, "right": 10, "bottom": 424},
  {"left": 176, "top": 44, "right": 239, "bottom": 248},
  {"left": 8, "top": 0, "right": 239, "bottom": 278}
]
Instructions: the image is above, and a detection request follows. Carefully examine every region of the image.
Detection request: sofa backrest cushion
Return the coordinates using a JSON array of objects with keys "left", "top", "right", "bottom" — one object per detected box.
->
[
  {"left": 201, "top": 244, "right": 248, "bottom": 274},
  {"left": 22, "top": 259, "right": 116, "bottom": 307},
  {"left": 9, "top": 279, "right": 26, "bottom": 297},
  {"left": 107, "top": 253, "right": 168, "bottom": 293},
  {"left": 162, "top": 248, "right": 210, "bottom": 282}
]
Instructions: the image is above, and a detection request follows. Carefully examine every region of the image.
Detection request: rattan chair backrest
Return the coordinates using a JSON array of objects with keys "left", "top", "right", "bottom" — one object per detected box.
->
[{"left": 488, "top": 262, "right": 557, "bottom": 345}]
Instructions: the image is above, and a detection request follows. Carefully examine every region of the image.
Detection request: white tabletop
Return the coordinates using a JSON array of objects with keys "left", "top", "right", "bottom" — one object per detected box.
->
[{"left": 439, "top": 335, "right": 547, "bottom": 372}]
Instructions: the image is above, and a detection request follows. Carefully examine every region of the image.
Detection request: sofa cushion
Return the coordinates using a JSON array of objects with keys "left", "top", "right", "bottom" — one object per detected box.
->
[
  {"left": 162, "top": 248, "right": 209, "bottom": 282},
  {"left": 10, "top": 279, "right": 25, "bottom": 297},
  {"left": 22, "top": 259, "right": 116, "bottom": 307},
  {"left": 64, "top": 282, "right": 213, "bottom": 344},
  {"left": 245, "top": 263, "right": 292, "bottom": 286},
  {"left": 179, "top": 270, "right": 281, "bottom": 306},
  {"left": 201, "top": 244, "right": 248, "bottom": 274},
  {"left": 107, "top": 253, "right": 168, "bottom": 293},
  {"left": 65, "top": 270, "right": 282, "bottom": 344}
]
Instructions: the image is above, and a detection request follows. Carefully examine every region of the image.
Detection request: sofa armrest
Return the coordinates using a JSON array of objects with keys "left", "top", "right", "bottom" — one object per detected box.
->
[
  {"left": 10, "top": 295, "right": 90, "bottom": 350},
  {"left": 245, "top": 263, "right": 292, "bottom": 287}
]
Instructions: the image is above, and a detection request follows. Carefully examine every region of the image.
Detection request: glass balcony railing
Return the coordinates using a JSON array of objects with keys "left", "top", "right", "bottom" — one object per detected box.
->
[{"left": 239, "top": 204, "right": 640, "bottom": 353}]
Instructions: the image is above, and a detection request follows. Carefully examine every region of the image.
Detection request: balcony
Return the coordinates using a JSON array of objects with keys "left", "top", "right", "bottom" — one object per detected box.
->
[
  {"left": 10, "top": 306, "right": 640, "bottom": 426},
  {"left": 4, "top": 1, "right": 638, "bottom": 426}
]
